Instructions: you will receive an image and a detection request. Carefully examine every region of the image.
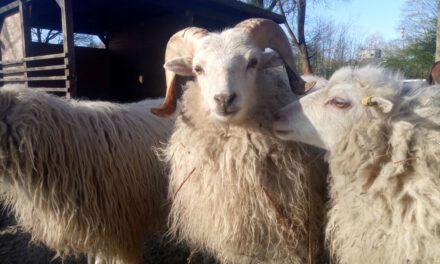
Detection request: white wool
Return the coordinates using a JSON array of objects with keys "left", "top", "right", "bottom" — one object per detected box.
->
[
  {"left": 0, "top": 85, "right": 175, "bottom": 263},
  {"left": 313, "top": 67, "right": 440, "bottom": 263},
  {"left": 161, "top": 66, "right": 326, "bottom": 263}
]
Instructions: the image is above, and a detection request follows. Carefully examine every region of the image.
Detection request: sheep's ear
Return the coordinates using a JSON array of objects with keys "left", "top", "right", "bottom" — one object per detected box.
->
[
  {"left": 361, "top": 96, "right": 393, "bottom": 113},
  {"left": 260, "top": 51, "right": 283, "bottom": 69},
  {"left": 164, "top": 57, "right": 194, "bottom": 76}
]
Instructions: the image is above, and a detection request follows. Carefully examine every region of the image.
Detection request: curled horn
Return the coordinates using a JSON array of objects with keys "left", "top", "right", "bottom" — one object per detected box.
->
[
  {"left": 234, "top": 18, "right": 314, "bottom": 95},
  {"left": 151, "top": 27, "right": 209, "bottom": 117}
]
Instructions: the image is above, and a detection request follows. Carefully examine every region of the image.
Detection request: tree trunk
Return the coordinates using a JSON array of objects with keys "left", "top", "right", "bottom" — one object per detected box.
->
[
  {"left": 36, "top": 28, "right": 42, "bottom": 43},
  {"left": 296, "top": 0, "right": 313, "bottom": 74},
  {"left": 276, "top": 0, "right": 313, "bottom": 74},
  {"left": 436, "top": 0, "right": 440, "bottom": 61},
  {"left": 298, "top": 43, "right": 312, "bottom": 74}
]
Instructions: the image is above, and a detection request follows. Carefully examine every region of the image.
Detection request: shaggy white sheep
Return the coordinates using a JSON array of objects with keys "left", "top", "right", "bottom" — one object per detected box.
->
[
  {"left": 151, "top": 18, "right": 326, "bottom": 263},
  {"left": 0, "top": 84, "right": 175, "bottom": 263},
  {"left": 273, "top": 66, "right": 440, "bottom": 263}
]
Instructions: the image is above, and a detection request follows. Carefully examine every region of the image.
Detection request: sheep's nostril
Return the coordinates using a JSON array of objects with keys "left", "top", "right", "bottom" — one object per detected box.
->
[
  {"left": 226, "top": 93, "right": 236, "bottom": 106},
  {"left": 273, "top": 111, "right": 283, "bottom": 122},
  {"left": 214, "top": 93, "right": 237, "bottom": 108},
  {"left": 273, "top": 111, "right": 287, "bottom": 121}
]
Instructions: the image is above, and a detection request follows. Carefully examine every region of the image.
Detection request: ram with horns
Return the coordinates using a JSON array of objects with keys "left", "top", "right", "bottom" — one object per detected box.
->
[{"left": 152, "top": 18, "right": 327, "bottom": 263}]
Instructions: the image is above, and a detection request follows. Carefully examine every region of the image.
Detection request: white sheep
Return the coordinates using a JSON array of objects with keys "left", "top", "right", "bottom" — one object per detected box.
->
[
  {"left": 151, "top": 18, "right": 326, "bottom": 263},
  {"left": 0, "top": 84, "right": 175, "bottom": 263},
  {"left": 273, "top": 66, "right": 440, "bottom": 263}
]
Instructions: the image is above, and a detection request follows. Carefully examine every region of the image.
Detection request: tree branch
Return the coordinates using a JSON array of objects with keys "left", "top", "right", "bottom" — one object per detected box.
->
[
  {"left": 267, "top": 0, "right": 277, "bottom": 11},
  {"left": 296, "top": 0, "right": 306, "bottom": 45},
  {"left": 44, "top": 29, "right": 61, "bottom": 43},
  {"left": 276, "top": 0, "right": 300, "bottom": 49}
]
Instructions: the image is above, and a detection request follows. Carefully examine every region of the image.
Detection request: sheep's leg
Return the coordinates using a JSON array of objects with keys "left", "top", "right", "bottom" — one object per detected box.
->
[
  {"left": 87, "top": 253, "right": 94, "bottom": 264},
  {"left": 87, "top": 253, "right": 96, "bottom": 264},
  {"left": 94, "top": 256, "right": 106, "bottom": 264},
  {"left": 87, "top": 253, "right": 107, "bottom": 264}
]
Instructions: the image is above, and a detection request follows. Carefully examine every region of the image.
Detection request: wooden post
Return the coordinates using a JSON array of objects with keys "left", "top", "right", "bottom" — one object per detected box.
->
[
  {"left": 60, "top": 0, "right": 76, "bottom": 98},
  {"left": 18, "top": 0, "right": 31, "bottom": 87}
]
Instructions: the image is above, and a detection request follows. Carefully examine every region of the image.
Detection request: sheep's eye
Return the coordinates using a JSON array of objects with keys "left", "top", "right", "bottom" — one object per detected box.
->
[
  {"left": 247, "top": 58, "right": 258, "bottom": 69},
  {"left": 194, "top": 65, "right": 204, "bottom": 75},
  {"left": 329, "top": 97, "right": 351, "bottom": 109}
]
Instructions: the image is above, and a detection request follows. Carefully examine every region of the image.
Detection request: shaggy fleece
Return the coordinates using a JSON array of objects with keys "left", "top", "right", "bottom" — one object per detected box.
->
[
  {"left": 0, "top": 85, "right": 175, "bottom": 263},
  {"left": 160, "top": 68, "right": 326, "bottom": 264},
  {"left": 326, "top": 67, "right": 440, "bottom": 264}
]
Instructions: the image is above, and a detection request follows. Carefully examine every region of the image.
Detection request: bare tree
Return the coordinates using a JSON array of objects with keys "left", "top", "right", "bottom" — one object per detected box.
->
[
  {"left": 308, "top": 17, "right": 360, "bottom": 77},
  {"left": 276, "top": 0, "right": 313, "bottom": 74},
  {"left": 383, "top": 0, "right": 437, "bottom": 79},
  {"left": 73, "top": 33, "right": 98, "bottom": 47},
  {"left": 244, "top": 0, "right": 319, "bottom": 74},
  {"left": 244, "top": 0, "right": 354, "bottom": 75},
  {"left": 31, "top": 28, "right": 62, "bottom": 44},
  {"left": 31, "top": 28, "right": 102, "bottom": 48},
  {"left": 399, "top": 0, "right": 438, "bottom": 40}
]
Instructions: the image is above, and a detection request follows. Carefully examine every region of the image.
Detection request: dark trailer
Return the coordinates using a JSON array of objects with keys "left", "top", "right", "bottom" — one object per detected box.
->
[{"left": 0, "top": 0, "right": 283, "bottom": 102}]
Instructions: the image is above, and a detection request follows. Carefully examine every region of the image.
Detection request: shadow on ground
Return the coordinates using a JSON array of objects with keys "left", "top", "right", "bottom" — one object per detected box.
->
[{"left": 0, "top": 205, "right": 217, "bottom": 264}]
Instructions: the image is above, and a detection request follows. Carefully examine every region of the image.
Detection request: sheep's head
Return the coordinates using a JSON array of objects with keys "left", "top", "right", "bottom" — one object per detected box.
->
[
  {"left": 273, "top": 66, "right": 399, "bottom": 150},
  {"left": 151, "top": 18, "right": 315, "bottom": 123}
]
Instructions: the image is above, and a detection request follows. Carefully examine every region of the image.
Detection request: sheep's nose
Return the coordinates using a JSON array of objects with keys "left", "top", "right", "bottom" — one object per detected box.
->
[
  {"left": 273, "top": 111, "right": 288, "bottom": 122},
  {"left": 214, "top": 93, "right": 236, "bottom": 108}
]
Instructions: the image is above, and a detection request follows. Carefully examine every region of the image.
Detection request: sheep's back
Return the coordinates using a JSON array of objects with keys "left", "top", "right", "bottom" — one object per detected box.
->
[
  {"left": 327, "top": 89, "right": 440, "bottom": 263},
  {"left": 0, "top": 85, "right": 174, "bottom": 262}
]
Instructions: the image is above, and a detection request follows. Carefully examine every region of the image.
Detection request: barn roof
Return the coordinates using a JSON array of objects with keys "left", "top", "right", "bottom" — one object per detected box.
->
[{"left": 0, "top": 0, "right": 284, "bottom": 35}]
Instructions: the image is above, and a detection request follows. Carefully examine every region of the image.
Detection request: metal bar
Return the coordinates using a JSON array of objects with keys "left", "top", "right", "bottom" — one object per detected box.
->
[
  {"left": 27, "top": 65, "right": 66, "bottom": 71},
  {"left": 24, "top": 53, "right": 66, "bottom": 61},
  {"left": 26, "top": 76, "right": 67, "bottom": 80},
  {"left": 0, "top": 76, "right": 67, "bottom": 81},
  {"left": 0, "top": 65, "right": 66, "bottom": 74},
  {"left": 0, "top": 1, "right": 19, "bottom": 16},
  {"left": 0, "top": 53, "right": 66, "bottom": 65},
  {"left": 0, "top": 67, "right": 25, "bottom": 74},
  {"left": 0, "top": 59, "right": 23, "bottom": 65},
  {"left": 60, "top": 0, "right": 76, "bottom": 98},
  {"left": 19, "top": 0, "right": 31, "bottom": 87},
  {"left": 33, "top": 87, "right": 68, "bottom": 92},
  {"left": 0, "top": 0, "right": 33, "bottom": 16}
]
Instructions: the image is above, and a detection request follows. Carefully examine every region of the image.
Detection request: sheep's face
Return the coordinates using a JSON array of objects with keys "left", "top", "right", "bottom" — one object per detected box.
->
[
  {"left": 165, "top": 30, "right": 283, "bottom": 123},
  {"left": 273, "top": 69, "right": 394, "bottom": 150}
]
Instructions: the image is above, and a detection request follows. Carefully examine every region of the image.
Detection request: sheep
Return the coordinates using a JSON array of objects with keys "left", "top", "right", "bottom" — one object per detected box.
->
[
  {"left": 151, "top": 18, "right": 327, "bottom": 263},
  {"left": 0, "top": 84, "right": 175, "bottom": 264},
  {"left": 273, "top": 65, "right": 440, "bottom": 263},
  {"left": 428, "top": 60, "right": 440, "bottom": 85}
]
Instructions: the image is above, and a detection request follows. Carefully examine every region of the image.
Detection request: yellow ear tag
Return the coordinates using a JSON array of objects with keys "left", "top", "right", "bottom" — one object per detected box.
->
[{"left": 361, "top": 96, "right": 377, "bottom": 106}]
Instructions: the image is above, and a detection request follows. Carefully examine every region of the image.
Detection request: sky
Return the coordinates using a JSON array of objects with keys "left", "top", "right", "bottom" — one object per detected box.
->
[{"left": 309, "top": 0, "right": 407, "bottom": 41}]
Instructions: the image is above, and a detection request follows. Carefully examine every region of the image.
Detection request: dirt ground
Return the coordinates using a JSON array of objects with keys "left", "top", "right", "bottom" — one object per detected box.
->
[
  {"left": 0, "top": 206, "right": 217, "bottom": 264},
  {"left": 0, "top": 207, "right": 328, "bottom": 263}
]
